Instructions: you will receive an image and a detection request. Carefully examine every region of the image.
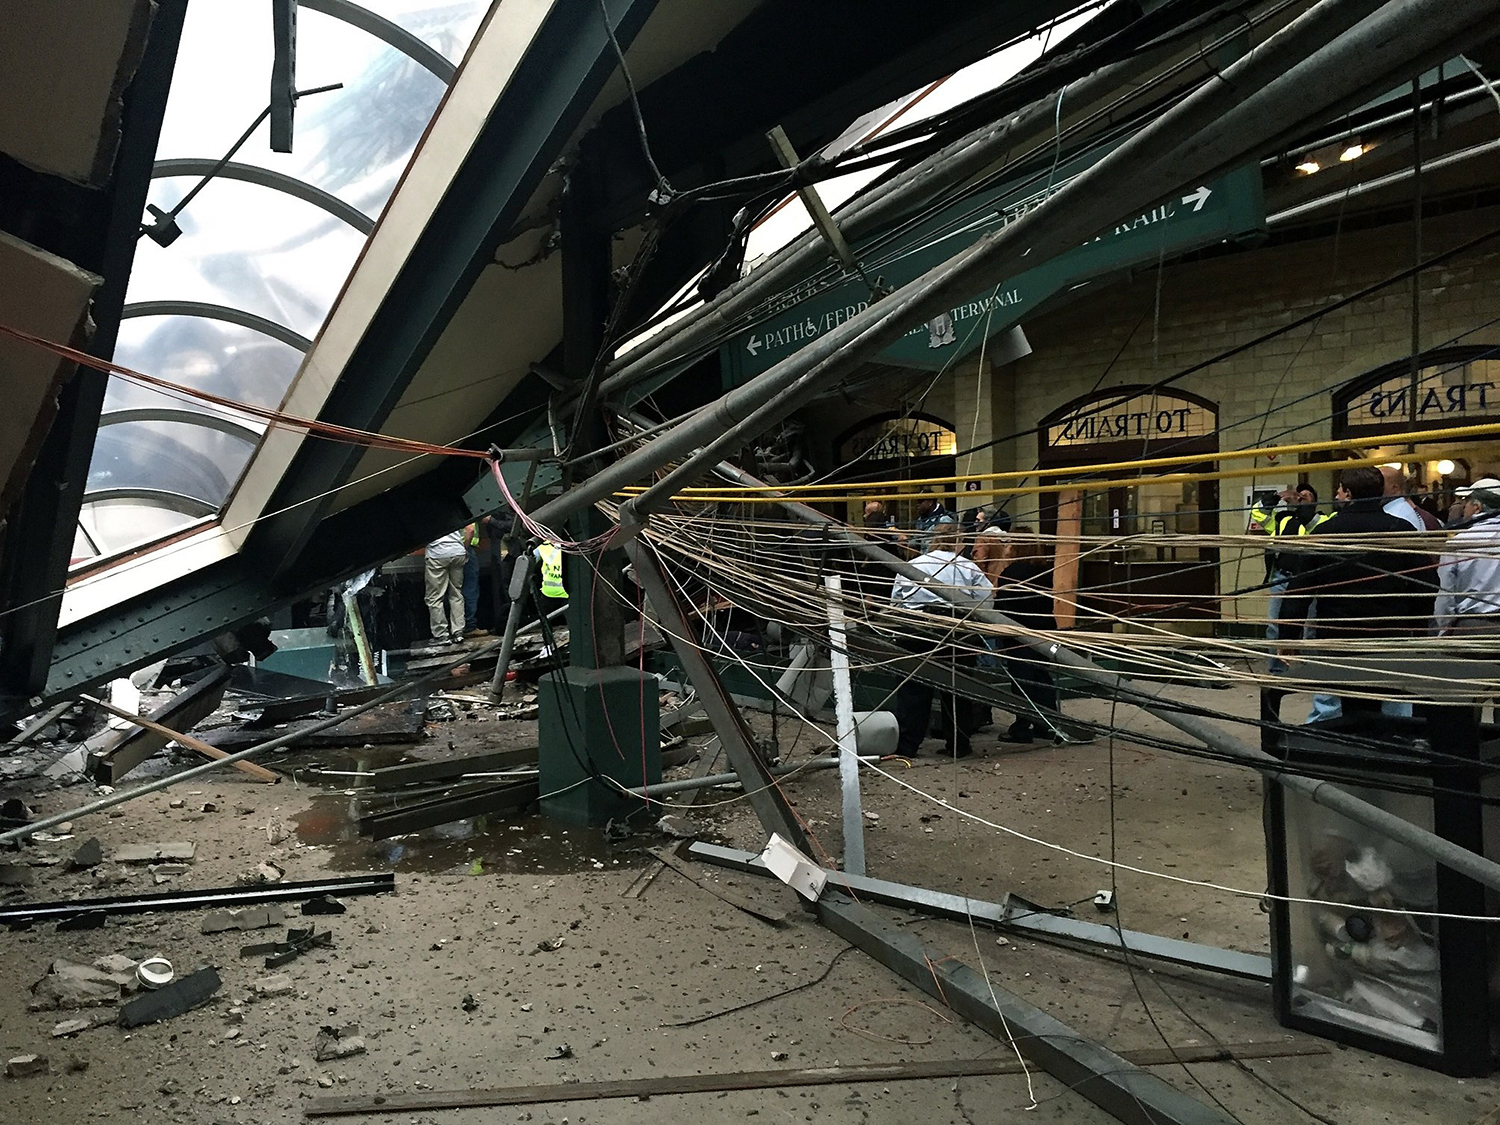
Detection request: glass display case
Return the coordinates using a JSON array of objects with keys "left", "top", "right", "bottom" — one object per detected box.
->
[{"left": 1262, "top": 701, "right": 1493, "bottom": 1075}]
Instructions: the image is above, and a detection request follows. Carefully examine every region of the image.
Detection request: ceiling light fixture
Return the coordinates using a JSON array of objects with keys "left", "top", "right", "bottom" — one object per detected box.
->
[
  {"left": 1295, "top": 159, "right": 1321, "bottom": 174},
  {"left": 1339, "top": 143, "right": 1366, "bottom": 162},
  {"left": 1437, "top": 459, "right": 1456, "bottom": 475}
]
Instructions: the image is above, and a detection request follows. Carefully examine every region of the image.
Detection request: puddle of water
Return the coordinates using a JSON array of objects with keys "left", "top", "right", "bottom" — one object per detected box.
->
[{"left": 290, "top": 794, "right": 654, "bottom": 876}]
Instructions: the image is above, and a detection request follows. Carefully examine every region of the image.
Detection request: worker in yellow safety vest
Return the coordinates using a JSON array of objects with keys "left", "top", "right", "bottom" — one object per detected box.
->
[
  {"left": 1249, "top": 485, "right": 1326, "bottom": 672},
  {"left": 536, "top": 542, "right": 568, "bottom": 599}
]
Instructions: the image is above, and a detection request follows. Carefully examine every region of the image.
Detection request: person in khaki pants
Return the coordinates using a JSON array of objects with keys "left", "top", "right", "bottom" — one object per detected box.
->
[{"left": 424, "top": 527, "right": 471, "bottom": 643}]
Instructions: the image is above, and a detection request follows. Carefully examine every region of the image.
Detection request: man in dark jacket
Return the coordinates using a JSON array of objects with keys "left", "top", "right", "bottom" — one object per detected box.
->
[{"left": 1279, "top": 465, "right": 1437, "bottom": 719}]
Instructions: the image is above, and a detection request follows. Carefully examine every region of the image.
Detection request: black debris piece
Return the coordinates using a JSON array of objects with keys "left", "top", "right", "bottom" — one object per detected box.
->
[
  {"left": 118, "top": 967, "right": 222, "bottom": 1028},
  {"left": 300, "top": 894, "right": 346, "bottom": 916},
  {"left": 241, "top": 927, "right": 333, "bottom": 968},
  {"left": 69, "top": 838, "right": 103, "bottom": 870}
]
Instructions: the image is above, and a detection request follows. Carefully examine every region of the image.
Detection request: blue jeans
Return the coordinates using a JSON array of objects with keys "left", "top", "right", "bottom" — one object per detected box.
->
[
  {"left": 462, "top": 545, "right": 480, "bottom": 631},
  {"left": 1265, "top": 573, "right": 1289, "bottom": 674}
]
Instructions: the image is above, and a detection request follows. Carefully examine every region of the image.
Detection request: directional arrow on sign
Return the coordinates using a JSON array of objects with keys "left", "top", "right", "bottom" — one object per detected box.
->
[
  {"left": 746, "top": 335, "right": 762, "bottom": 357},
  {"left": 1181, "top": 186, "right": 1212, "bottom": 212}
]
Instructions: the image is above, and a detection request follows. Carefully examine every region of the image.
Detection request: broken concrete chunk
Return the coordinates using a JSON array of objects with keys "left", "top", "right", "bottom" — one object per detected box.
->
[
  {"left": 90, "top": 863, "right": 131, "bottom": 887},
  {"left": 69, "top": 837, "right": 103, "bottom": 869},
  {"left": 5, "top": 1054, "right": 49, "bottom": 1078},
  {"left": 251, "top": 973, "right": 295, "bottom": 997},
  {"left": 314, "top": 1025, "right": 366, "bottom": 1062},
  {"left": 118, "top": 967, "right": 221, "bottom": 1028},
  {"left": 28, "top": 960, "right": 123, "bottom": 1010},
  {"left": 0, "top": 862, "right": 34, "bottom": 886},
  {"left": 249, "top": 904, "right": 287, "bottom": 928},
  {"left": 202, "top": 903, "right": 286, "bottom": 934},
  {"left": 43, "top": 748, "right": 88, "bottom": 780},
  {"left": 51, "top": 1018, "right": 93, "bottom": 1038},
  {"left": 111, "top": 842, "right": 195, "bottom": 864},
  {"left": 655, "top": 814, "right": 703, "bottom": 839},
  {"left": 91, "top": 954, "right": 139, "bottom": 981}
]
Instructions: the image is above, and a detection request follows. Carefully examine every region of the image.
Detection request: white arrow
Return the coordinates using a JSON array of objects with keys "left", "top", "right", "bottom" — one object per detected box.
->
[
  {"left": 1181, "top": 185, "right": 1212, "bottom": 212},
  {"left": 746, "top": 335, "right": 762, "bottom": 357}
]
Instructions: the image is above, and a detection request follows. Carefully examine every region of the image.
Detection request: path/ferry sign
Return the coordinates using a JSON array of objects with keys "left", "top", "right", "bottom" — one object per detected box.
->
[{"left": 721, "top": 138, "right": 1264, "bottom": 385}]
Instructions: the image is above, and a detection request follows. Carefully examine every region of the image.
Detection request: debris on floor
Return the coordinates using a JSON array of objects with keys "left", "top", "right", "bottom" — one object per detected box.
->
[
  {"left": 201, "top": 903, "right": 288, "bottom": 933},
  {"left": 118, "top": 966, "right": 222, "bottom": 1028},
  {"left": 5, "top": 1054, "right": 49, "bottom": 1079},
  {"left": 656, "top": 814, "right": 703, "bottom": 839},
  {"left": 28, "top": 959, "right": 130, "bottom": 1010},
  {"left": 314, "top": 1024, "right": 367, "bottom": 1062},
  {"left": 111, "top": 842, "right": 196, "bottom": 864}
]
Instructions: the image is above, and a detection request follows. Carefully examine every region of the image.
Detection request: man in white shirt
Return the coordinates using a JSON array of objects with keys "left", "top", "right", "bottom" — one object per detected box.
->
[
  {"left": 1380, "top": 465, "right": 1435, "bottom": 531},
  {"left": 890, "top": 525, "right": 993, "bottom": 757},
  {"left": 1435, "top": 477, "right": 1500, "bottom": 636},
  {"left": 424, "top": 527, "right": 471, "bottom": 643}
]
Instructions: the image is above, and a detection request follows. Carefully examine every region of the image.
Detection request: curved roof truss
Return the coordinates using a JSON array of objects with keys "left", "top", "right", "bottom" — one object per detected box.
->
[
  {"left": 119, "top": 301, "right": 313, "bottom": 352},
  {"left": 98, "top": 407, "right": 263, "bottom": 443},
  {"left": 81, "top": 488, "right": 218, "bottom": 518},
  {"left": 301, "top": 0, "right": 457, "bottom": 83},
  {"left": 151, "top": 159, "right": 376, "bottom": 234}
]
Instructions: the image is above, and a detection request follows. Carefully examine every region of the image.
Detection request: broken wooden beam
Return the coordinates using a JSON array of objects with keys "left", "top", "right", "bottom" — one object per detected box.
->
[{"left": 85, "top": 691, "right": 278, "bottom": 784}]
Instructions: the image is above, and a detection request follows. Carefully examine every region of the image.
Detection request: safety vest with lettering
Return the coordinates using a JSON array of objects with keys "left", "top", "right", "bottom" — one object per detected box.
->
[{"left": 537, "top": 543, "right": 567, "bottom": 599}]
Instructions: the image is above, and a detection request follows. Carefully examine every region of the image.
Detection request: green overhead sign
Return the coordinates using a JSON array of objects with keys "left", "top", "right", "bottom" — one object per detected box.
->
[{"left": 720, "top": 136, "right": 1265, "bottom": 385}]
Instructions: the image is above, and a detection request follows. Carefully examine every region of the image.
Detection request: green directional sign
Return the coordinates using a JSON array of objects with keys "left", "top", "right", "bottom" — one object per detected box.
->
[{"left": 721, "top": 136, "right": 1265, "bottom": 385}]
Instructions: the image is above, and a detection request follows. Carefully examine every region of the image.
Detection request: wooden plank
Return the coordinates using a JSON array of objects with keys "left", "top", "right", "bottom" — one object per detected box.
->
[
  {"left": 305, "top": 1041, "right": 1326, "bottom": 1117},
  {"left": 649, "top": 847, "right": 788, "bottom": 926},
  {"left": 83, "top": 691, "right": 278, "bottom": 783},
  {"left": 365, "top": 747, "right": 537, "bottom": 790},
  {"left": 88, "top": 667, "right": 229, "bottom": 783},
  {"left": 1053, "top": 488, "right": 1081, "bottom": 630}
]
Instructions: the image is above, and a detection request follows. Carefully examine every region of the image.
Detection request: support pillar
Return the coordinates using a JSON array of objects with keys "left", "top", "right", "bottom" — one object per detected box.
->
[{"left": 539, "top": 148, "right": 656, "bottom": 824}]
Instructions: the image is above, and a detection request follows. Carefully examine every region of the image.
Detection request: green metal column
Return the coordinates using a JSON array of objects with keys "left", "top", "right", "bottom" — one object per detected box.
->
[{"left": 539, "top": 151, "right": 657, "bottom": 825}]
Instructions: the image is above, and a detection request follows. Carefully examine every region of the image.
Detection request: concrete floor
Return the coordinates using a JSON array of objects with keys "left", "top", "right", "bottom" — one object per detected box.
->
[{"left": 0, "top": 682, "right": 1496, "bottom": 1125}]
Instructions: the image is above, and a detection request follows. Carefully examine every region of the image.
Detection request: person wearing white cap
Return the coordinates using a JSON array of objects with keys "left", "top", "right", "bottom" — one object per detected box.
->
[{"left": 1435, "top": 476, "right": 1500, "bottom": 637}]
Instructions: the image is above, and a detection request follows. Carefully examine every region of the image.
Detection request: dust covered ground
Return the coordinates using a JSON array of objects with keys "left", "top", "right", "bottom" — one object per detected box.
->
[{"left": 0, "top": 682, "right": 1495, "bottom": 1125}]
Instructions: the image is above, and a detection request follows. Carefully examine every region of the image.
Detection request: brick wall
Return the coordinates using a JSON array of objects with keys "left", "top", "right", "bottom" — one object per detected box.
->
[{"left": 985, "top": 206, "right": 1500, "bottom": 625}]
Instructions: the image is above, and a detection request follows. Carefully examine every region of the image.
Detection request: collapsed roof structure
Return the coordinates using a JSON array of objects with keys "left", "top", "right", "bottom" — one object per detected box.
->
[{"left": 5, "top": 0, "right": 1500, "bottom": 1118}]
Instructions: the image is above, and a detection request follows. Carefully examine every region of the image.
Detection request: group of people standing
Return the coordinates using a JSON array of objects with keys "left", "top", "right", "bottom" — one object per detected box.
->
[
  {"left": 863, "top": 490, "right": 1061, "bottom": 758},
  {"left": 1255, "top": 464, "right": 1500, "bottom": 722}
]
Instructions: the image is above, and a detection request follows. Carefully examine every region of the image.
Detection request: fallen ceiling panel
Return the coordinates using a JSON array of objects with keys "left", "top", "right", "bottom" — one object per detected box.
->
[
  {"left": 0, "top": 232, "right": 100, "bottom": 523},
  {"left": 0, "top": 0, "right": 153, "bottom": 185}
]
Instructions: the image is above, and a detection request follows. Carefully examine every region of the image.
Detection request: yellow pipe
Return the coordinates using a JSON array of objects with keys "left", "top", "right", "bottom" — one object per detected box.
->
[
  {"left": 645, "top": 456, "right": 1401, "bottom": 504},
  {"left": 619, "top": 418, "right": 1500, "bottom": 494}
]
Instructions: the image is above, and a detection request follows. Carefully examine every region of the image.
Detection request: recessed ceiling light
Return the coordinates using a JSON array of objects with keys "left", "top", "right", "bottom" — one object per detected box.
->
[
  {"left": 1295, "top": 160, "right": 1320, "bottom": 174},
  {"left": 1339, "top": 144, "right": 1365, "bottom": 162}
]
